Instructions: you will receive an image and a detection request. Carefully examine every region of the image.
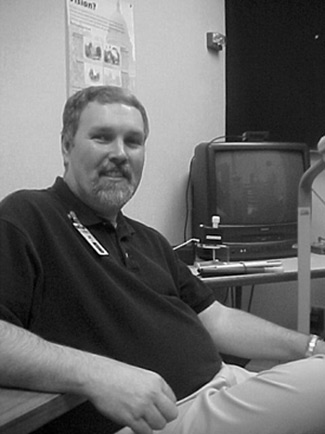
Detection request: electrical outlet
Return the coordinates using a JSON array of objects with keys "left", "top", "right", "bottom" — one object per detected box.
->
[{"left": 206, "top": 32, "right": 226, "bottom": 52}]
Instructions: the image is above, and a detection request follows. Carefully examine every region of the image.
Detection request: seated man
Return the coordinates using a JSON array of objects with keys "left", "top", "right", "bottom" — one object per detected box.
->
[{"left": 0, "top": 85, "right": 325, "bottom": 434}]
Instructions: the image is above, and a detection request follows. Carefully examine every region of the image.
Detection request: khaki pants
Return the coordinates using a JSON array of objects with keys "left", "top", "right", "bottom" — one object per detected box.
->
[{"left": 120, "top": 355, "right": 325, "bottom": 434}]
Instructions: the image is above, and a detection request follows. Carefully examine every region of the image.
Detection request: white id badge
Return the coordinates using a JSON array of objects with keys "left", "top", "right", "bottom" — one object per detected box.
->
[{"left": 68, "top": 211, "right": 109, "bottom": 256}]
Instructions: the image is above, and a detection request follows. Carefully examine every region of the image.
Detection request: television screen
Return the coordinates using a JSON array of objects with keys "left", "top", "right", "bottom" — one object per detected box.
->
[
  {"left": 214, "top": 149, "right": 304, "bottom": 225},
  {"left": 191, "top": 142, "right": 310, "bottom": 260}
]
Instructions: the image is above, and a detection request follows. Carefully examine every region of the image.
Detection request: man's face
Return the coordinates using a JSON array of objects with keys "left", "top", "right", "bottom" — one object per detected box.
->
[{"left": 63, "top": 101, "right": 146, "bottom": 222}]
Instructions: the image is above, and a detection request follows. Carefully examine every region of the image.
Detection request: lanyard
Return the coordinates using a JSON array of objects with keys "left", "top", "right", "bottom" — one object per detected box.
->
[{"left": 68, "top": 211, "right": 109, "bottom": 256}]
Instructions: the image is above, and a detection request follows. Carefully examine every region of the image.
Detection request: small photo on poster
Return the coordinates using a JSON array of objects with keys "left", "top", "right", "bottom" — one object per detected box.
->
[
  {"left": 84, "top": 64, "right": 103, "bottom": 86},
  {"left": 104, "top": 44, "right": 121, "bottom": 67},
  {"left": 84, "top": 37, "right": 103, "bottom": 62}
]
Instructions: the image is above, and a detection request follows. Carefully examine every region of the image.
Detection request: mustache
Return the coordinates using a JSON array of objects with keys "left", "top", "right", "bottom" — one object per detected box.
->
[{"left": 99, "top": 163, "right": 132, "bottom": 179}]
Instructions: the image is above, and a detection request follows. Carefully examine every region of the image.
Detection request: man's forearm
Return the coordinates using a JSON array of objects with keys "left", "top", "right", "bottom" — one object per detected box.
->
[
  {"left": 216, "top": 307, "right": 308, "bottom": 360},
  {"left": 0, "top": 319, "right": 94, "bottom": 394},
  {"left": 199, "top": 302, "right": 325, "bottom": 361},
  {"left": 0, "top": 320, "right": 178, "bottom": 432}
]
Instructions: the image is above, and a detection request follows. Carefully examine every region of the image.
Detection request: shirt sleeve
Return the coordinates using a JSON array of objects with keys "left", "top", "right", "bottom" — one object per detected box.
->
[
  {"left": 0, "top": 219, "right": 42, "bottom": 327},
  {"left": 175, "top": 256, "right": 216, "bottom": 313}
]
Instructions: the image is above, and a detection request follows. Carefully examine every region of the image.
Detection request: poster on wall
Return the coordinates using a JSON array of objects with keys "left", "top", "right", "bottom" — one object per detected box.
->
[{"left": 66, "top": 0, "right": 135, "bottom": 96}]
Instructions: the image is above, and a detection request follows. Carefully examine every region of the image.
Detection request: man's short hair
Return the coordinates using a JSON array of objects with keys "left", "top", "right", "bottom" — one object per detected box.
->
[{"left": 61, "top": 85, "right": 149, "bottom": 148}]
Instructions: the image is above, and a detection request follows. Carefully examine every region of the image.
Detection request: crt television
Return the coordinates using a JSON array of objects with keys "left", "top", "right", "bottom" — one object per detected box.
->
[{"left": 191, "top": 142, "right": 310, "bottom": 260}]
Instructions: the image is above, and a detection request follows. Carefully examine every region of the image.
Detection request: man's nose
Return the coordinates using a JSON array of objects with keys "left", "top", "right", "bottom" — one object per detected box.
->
[{"left": 109, "top": 137, "right": 127, "bottom": 161}]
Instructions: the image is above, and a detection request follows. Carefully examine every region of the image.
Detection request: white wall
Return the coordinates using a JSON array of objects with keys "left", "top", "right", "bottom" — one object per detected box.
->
[
  {"left": 0, "top": 0, "right": 225, "bottom": 245},
  {"left": 0, "top": 1, "right": 66, "bottom": 194}
]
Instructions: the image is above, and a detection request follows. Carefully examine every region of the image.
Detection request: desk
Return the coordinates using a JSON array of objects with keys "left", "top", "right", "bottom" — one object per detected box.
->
[
  {"left": 197, "top": 253, "right": 325, "bottom": 324},
  {"left": 198, "top": 253, "right": 325, "bottom": 289},
  {"left": 2, "top": 254, "right": 325, "bottom": 434},
  {"left": 0, "top": 388, "right": 85, "bottom": 434}
]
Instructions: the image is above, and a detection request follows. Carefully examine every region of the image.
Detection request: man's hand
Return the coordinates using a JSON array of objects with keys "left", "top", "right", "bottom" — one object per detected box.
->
[
  {"left": 82, "top": 358, "right": 178, "bottom": 434},
  {"left": 0, "top": 321, "right": 178, "bottom": 434}
]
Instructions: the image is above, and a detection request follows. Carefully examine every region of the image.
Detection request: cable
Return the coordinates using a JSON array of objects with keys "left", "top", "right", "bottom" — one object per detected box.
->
[
  {"left": 312, "top": 187, "right": 325, "bottom": 208},
  {"left": 208, "top": 135, "right": 226, "bottom": 144},
  {"left": 221, "top": 287, "right": 231, "bottom": 305},
  {"left": 183, "top": 156, "right": 194, "bottom": 241},
  {"left": 247, "top": 285, "right": 255, "bottom": 312},
  {"left": 207, "top": 134, "right": 242, "bottom": 145},
  {"left": 230, "top": 287, "right": 235, "bottom": 308},
  {"left": 173, "top": 238, "right": 199, "bottom": 251}
]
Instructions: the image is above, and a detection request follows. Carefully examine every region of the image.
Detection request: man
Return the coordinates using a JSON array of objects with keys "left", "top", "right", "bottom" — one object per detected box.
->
[{"left": 0, "top": 85, "right": 325, "bottom": 434}]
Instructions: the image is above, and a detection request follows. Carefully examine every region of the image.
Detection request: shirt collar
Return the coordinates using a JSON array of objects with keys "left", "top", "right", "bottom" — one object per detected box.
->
[{"left": 50, "top": 177, "right": 135, "bottom": 238}]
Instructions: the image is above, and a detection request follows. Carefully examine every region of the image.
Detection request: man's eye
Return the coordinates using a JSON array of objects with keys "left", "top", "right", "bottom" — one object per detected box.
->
[
  {"left": 125, "top": 136, "right": 143, "bottom": 147},
  {"left": 126, "top": 140, "right": 141, "bottom": 147},
  {"left": 93, "top": 135, "right": 112, "bottom": 143}
]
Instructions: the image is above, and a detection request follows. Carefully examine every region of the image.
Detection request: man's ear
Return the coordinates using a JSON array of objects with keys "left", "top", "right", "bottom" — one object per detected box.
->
[{"left": 61, "top": 138, "right": 72, "bottom": 167}]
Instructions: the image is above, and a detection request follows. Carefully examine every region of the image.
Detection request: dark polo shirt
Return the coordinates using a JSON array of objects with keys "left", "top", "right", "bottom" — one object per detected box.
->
[{"left": 0, "top": 177, "right": 222, "bottom": 432}]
